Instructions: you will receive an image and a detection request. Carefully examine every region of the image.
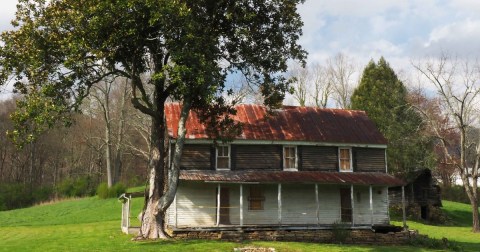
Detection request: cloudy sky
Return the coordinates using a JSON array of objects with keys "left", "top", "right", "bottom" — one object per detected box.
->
[{"left": 1, "top": 0, "right": 480, "bottom": 98}]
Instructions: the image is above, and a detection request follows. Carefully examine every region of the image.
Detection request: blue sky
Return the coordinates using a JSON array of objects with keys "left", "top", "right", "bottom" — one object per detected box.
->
[{"left": 1, "top": 0, "right": 480, "bottom": 99}]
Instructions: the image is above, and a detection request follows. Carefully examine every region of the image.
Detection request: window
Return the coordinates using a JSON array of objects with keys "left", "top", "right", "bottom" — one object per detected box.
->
[
  {"left": 248, "top": 186, "right": 265, "bottom": 210},
  {"left": 283, "top": 146, "right": 297, "bottom": 170},
  {"left": 216, "top": 145, "right": 230, "bottom": 170},
  {"left": 339, "top": 148, "right": 352, "bottom": 172}
]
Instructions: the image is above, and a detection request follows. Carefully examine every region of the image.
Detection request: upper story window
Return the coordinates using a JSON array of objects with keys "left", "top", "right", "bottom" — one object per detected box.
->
[
  {"left": 216, "top": 145, "right": 230, "bottom": 170},
  {"left": 339, "top": 147, "right": 352, "bottom": 172},
  {"left": 283, "top": 146, "right": 297, "bottom": 171}
]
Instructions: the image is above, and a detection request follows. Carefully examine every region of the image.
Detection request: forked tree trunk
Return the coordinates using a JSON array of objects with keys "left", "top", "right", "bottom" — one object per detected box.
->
[{"left": 138, "top": 99, "right": 191, "bottom": 239}]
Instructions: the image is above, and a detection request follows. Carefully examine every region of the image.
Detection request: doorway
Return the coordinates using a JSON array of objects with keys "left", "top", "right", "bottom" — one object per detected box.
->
[
  {"left": 340, "top": 188, "right": 352, "bottom": 223},
  {"left": 217, "top": 187, "right": 230, "bottom": 225}
]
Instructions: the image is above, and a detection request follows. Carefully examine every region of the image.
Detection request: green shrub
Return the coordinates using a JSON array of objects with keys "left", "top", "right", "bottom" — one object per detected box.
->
[
  {"left": 96, "top": 183, "right": 109, "bottom": 199},
  {"left": 32, "top": 186, "right": 53, "bottom": 203},
  {"left": 56, "top": 176, "right": 96, "bottom": 198},
  {"left": 442, "top": 185, "right": 477, "bottom": 204},
  {"left": 409, "top": 236, "right": 463, "bottom": 251},
  {"left": 109, "top": 183, "right": 126, "bottom": 198},
  {"left": 331, "top": 221, "right": 351, "bottom": 244},
  {"left": 96, "top": 182, "right": 126, "bottom": 199},
  {"left": 0, "top": 183, "right": 34, "bottom": 210}
]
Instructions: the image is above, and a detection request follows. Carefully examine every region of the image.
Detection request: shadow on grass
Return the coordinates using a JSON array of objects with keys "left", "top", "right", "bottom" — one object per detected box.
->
[{"left": 444, "top": 210, "right": 473, "bottom": 227}]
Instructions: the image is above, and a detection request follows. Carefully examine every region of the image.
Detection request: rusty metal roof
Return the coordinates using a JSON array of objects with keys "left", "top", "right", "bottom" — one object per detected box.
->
[
  {"left": 179, "top": 170, "right": 405, "bottom": 186},
  {"left": 165, "top": 103, "right": 387, "bottom": 145}
]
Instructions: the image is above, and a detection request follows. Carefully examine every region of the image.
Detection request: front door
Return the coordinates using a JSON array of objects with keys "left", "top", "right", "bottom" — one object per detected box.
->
[
  {"left": 340, "top": 188, "right": 352, "bottom": 223},
  {"left": 219, "top": 187, "right": 230, "bottom": 224}
]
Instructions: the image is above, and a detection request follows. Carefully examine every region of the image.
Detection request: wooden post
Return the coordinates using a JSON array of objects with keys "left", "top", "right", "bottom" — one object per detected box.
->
[
  {"left": 240, "top": 184, "right": 244, "bottom": 226},
  {"left": 315, "top": 184, "right": 320, "bottom": 225},
  {"left": 174, "top": 194, "right": 177, "bottom": 228},
  {"left": 278, "top": 183, "right": 282, "bottom": 225},
  {"left": 351, "top": 185, "right": 354, "bottom": 227},
  {"left": 216, "top": 184, "right": 221, "bottom": 226},
  {"left": 402, "top": 186, "right": 407, "bottom": 229},
  {"left": 369, "top": 185, "right": 373, "bottom": 226},
  {"left": 386, "top": 187, "right": 390, "bottom": 223}
]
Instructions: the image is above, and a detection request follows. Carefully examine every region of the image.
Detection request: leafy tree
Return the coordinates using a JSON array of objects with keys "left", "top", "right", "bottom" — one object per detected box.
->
[
  {"left": 351, "top": 57, "right": 434, "bottom": 174},
  {"left": 0, "top": 0, "right": 306, "bottom": 239}
]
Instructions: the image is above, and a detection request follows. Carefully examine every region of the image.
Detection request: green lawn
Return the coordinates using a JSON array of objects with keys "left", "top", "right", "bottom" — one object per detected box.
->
[
  {"left": 392, "top": 201, "right": 480, "bottom": 251},
  {"left": 0, "top": 195, "right": 477, "bottom": 251}
]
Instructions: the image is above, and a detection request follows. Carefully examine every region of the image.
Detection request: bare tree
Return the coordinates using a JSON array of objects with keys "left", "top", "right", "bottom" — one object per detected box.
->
[
  {"left": 328, "top": 53, "right": 357, "bottom": 109},
  {"left": 290, "top": 63, "right": 309, "bottom": 106},
  {"left": 311, "top": 63, "right": 333, "bottom": 108},
  {"left": 413, "top": 54, "right": 480, "bottom": 232},
  {"left": 89, "top": 77, "right": 131, "bottom": 187}
]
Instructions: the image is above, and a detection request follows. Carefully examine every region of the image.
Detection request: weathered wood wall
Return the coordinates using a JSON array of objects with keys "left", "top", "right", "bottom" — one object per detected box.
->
[
  {"left": 179, "top": 144, "right": 212, "bottom": 170},
  {"left": 300, "top": 146, "right": 338, "bottom": 171},
  {"left": 353, "top": 148, "right": 386, "bottom": 172},
  {"left": 177, "top": 144, "right": 387, "bottom": 173},
  {"left": 233, "top": 145, "right": 281, "bottom": 170}
]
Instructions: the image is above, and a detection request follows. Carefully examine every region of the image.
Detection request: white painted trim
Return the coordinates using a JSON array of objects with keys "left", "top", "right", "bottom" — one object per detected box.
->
[
  {"left": 283, "top": 145, "right": 298, "bottom": 171},
  {"left": 369, "top": 185, "right": 373, "bottom": 226},
  {"left": 177, "top": 139, "right": 387, "bottom": 149},
  {"left": 216, "top": 184, "right": 221, "bottom": 226},
  {"left": 338, "top": 147, "right": 353, "bottom": 172},
  {"left": 385, "top": 149, "right": 388, "bottom": 173},
  {"left": 240, "top": 184, "right": 243, "bottom": 226},
  {"left": 402, "top": 186, "right": 406, "bottom": 229},
  {"left": 174, "top": 194, "right": 177, "bottom": 228},
  {"left": 278, "top": 183, "right": 282, "bottom": 224},
  {"left": 351, "top": 185, "right": 355, "bottom": 226},
  {"left": 215, "top": 144, "right": 231, "bottom": 170},
  {"left": 387, "top": 187, "right": 390, "bottom": 223},
  {"left": 315, "top": 184, "right": 320, "bottom": 225}
]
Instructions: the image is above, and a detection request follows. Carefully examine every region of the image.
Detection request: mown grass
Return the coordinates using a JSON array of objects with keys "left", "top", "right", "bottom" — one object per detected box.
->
[
  {"left": 392, "top": 200, "right": 480, "bottom": 251},
  {"left": 0, "top": 194, "right": 475, "bottom": 251}
]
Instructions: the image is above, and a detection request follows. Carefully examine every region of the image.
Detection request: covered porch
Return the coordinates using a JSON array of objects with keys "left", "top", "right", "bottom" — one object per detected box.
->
[{"left": 166, "top": 170, "right": 406, "bottom": 230}]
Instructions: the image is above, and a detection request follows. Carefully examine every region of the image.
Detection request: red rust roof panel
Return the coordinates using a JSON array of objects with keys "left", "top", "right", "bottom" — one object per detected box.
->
[
  {"left": 165, "top": 103, "right": 387, "bottom": 145},
  {"left": 179, "top": 170, "right": 405, "bottom": 186}
]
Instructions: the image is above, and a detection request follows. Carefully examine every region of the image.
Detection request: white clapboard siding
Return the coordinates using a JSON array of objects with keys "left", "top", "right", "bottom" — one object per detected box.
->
[
  {"left": 175, "top": 182, "right": 217, "bottom": 227},
  {"left": 352, "top": 186, "right": 389, "bottom": 225},
  {"left": 317, "top": 185, "right": 342, "bottom": 224},
  {"left": 167, "top": 182, "right": 389, "bottom": 227}
]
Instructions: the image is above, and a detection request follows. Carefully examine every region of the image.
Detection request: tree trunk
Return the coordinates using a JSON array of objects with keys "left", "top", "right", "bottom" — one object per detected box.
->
[
  {"left": 472, "top": 199, "right": 480, "bottom": 232},
  {"left": 138, "top": 98, "right": 191, "bottom": 240}
]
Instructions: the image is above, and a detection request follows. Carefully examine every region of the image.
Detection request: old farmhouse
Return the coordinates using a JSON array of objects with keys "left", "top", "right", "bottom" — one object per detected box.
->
[{"left": 162, "top": 103, "right": 405, "bottom": 232}]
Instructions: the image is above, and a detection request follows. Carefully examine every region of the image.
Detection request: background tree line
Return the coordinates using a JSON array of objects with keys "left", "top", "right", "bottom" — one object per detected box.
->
[{"left": 0, "top": 78, "right": 150, "bottom": 210}]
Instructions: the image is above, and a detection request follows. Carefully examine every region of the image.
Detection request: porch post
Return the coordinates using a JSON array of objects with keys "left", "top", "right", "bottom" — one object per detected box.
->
[
  {"left": 402, "top": 186, "right": 407, "bottom": 229},
  {"left": 315, "top": 184, "right": 320, "bottom": 225},
  {"left": 278, "top": 183, "right": 282, "bottom": 225},
  {"left": 387, "top": 187, "right": 390, "bottom": 223},
  {"left": 369, "top": 185, "right": 373, "bottom": 226},
  {"left": 240, "top": 184, "right": 244, "bottom": 226},
  {"left": 174, "top": 194, "right": 177, "bottom": 228},
  {"left": 216, "top": 184, "right": 221, "bottom": 226},
  {"left": 351, "top": 184, "right": 354, "bottom": 227}
]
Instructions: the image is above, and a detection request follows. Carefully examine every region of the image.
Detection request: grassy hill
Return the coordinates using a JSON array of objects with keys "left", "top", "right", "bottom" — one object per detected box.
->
[{"left": 0, "top": 193, "right": 478, "bottom": 251}]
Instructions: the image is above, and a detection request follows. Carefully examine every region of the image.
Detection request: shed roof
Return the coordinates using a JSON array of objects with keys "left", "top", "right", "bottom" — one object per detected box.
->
[
  {"left": 165, "top": 103, "right": 387, "bottom": 145},
  {"left": 180, "top": 170, "right": 404, "bottom": 186}
]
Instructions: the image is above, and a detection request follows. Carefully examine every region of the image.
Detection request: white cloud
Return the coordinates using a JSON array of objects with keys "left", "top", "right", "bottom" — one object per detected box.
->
[
  {"left": 422, "top": 19, "right": 480, "bottom": 56},
  {"left": 0, "top": 0, "right": 18, "bottom": 31},
  {"left": 449, "top": 0, "right": 480, "bottom": 16}
]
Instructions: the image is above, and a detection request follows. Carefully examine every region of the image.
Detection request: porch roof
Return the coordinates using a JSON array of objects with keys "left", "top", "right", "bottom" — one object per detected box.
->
[{"left": 179, "top": 170, "right": 405, "bottom": 187}]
